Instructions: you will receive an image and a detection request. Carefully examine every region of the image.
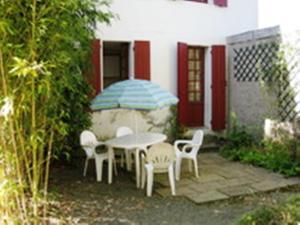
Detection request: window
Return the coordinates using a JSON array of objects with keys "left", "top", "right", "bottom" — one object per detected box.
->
[
  {"left": 103, "top": 42, "right": 129, "bottom": 88},
  {"left": 188, "top": 47, "right": 204, "bottom": 102},
  {"left": 185, "top": 0, "right": 208, "bottom": 3}
]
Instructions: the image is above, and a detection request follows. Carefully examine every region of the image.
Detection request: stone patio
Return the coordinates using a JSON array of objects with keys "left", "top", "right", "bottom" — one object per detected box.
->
[{"left": 155, "top": 153, "right": 300, "bottom": 204}]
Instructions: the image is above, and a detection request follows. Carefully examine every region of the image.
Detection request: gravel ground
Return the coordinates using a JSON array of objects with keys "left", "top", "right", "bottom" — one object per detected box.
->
[{"left": 49, "top": 162, "right": 300, "bottom": 225}]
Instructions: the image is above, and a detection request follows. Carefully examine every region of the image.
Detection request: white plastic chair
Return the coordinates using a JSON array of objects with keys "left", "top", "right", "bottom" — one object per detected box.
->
[
  {"left": 80, "top": 130, "right": 117, "bottom": 182},
  {"left": 141, "top": 143, "right": 176, "bottom": 197},
  {"left": 116, "top": 126, "right": 135, "bottom": 171},
  {"left": 174, "top": 130, "right": 204, "bottom": 180}
]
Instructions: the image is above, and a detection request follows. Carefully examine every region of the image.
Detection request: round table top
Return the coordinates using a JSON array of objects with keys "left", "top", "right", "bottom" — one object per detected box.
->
[{"left": 105, "top": 132, "right": 167, "bottom": 149}]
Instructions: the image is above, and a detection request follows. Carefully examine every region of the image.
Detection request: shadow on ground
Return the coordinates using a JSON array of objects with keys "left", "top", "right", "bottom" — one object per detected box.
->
[{"left": 49, "top": 159, "right": 300, "bottom": 225}]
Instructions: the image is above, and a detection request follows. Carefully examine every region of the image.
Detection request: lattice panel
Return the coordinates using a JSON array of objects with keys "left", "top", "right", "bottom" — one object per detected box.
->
[
  {"left": 232, "top": 41, "right": 299, "bottom": 122},
  {"left": 233, "top": 42, "right": 279, "bottom": 82},
  {"left": 275, "top": 51, "right": 300, "bottom": 121}
]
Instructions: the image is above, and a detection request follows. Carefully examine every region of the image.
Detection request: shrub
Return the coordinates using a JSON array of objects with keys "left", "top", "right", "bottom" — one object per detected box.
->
[
  {"left": 235, "top": 195, "right": 300, "bottom": 225},
  {"left": 221, "top": 139, "right": 300, "bottom": 177},
  {"left": 220, "top": 116, "right": 300, "bottom": 176}
]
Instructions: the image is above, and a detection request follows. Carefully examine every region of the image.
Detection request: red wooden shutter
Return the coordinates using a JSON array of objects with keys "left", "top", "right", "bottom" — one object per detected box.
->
[
  {"left": 211, "top": 45, "right": 226, "bottom": 130},
  {"left": 214, "top": 0, "right": 227, "bottom": 7},
  {"left": 178, "top": 42, "right": 188, "bottom": 125},
  {"left": 134, "top": 41, "right": 151, "bottom": 80},
  {"left": 91, "top": 39, "right": 101, "bottom": 95}
]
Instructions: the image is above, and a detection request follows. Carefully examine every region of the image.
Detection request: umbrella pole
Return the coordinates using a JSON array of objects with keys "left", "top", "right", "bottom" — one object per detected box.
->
[{"left": 134, "top": 111, "right": 138, "bottom": 134}]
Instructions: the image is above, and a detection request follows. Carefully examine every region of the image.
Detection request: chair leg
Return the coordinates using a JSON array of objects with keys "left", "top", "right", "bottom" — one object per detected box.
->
[
  {"left": 113, "top": 156, "right": 118, "bottom": 176},
  {"left": 120, "top": 153, "right": 124, "bottom": 168},
  {"left": 83, "top": 158, "right": 89, "bottom": 177},
  {"left": 188, "top": 159, "right": 193, "bottom": 172},
  {"left": 141, "top": 162, "right": 146, "bottom": 189},
  {"left": 193, "top": 157, "right": 199, "bottom": 178},
  {"left": 125, "top": 149, "right": 132, "bottom": 171},
  {"left": 95, "top": 158, "right": 104, "bottom": 182},
  {"left": 168, "top": 164, "right": 176, "bottom": 196},
  {"left": 175, "top": 157, "right": 182, "bottom": 181},
  {"left": 146, "top": 166, "right": 154, "bottom": 197}
]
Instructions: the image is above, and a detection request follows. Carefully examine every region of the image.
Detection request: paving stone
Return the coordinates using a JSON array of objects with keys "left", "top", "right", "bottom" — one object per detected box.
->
[
  {"left": 215, "top": 169, "right": 248, "bottom": 179},
  {"left": 158, "top": 153, "right": 300, "bottom": 204},
  {"left": 175, "top": 187, "right": 195, "bottom": 196},
  {"left": 250, "top": 180, "right": 290, "bottom": 192},
  {"left": 176, "top": 178, "right": 198, "bottom": 187},
  {"left": 282, "top": 177, "right": 300, "bottom": 186},
  {"left": 185, "top": 191, "right": 229, "bottom": 204},
  {"left": 244, "top": 166, "right": 284, "bottom": 180},
  {"left": 218, "top": 185, "right": 258, "bottom": 197},
  {"left": 189, "top": 181, "right": 224, "bottom": 192},
  {"left": 217, "top": 177, "right": 256, "bottom": 187},
  {"left": 192, "top": 174, "right": 226, "bottom": 183}
]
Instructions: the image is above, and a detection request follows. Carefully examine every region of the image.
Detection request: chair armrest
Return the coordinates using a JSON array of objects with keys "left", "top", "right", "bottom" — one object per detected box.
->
[
  {"left": 81, "top": 144, "right": 95, "bottom": 149},
  {"left": 81, "top": 141, "right": 104, "bottom": 148},
  {"left": 174, "top": 140, "right": 192, "bottom": 151},
  {"left": 95, "top": 141, "right": 105, "bottom": 147},
  {"left": 174, "top": 140, "right": 192, "bottom": 145},
  {"left": 182, "top": 143, "right": 202, "bottom": 154}
]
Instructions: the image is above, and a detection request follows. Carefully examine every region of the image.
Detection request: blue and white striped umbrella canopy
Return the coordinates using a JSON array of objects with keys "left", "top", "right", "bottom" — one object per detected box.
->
[{"left": 91, "top": 79, "right": 178, "bottom": 110}]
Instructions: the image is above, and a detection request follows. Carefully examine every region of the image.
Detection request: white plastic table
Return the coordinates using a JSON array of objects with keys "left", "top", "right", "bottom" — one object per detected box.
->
[{"left": 105, "top": 132, "right": 167, "bottom": 187}]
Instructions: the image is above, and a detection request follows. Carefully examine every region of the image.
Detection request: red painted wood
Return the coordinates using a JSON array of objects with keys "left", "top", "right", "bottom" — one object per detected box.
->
[
  {"left": 134, "top": 41, "right": 151, "bottom": 80},
  {"left": 211, "top": 45, "right": 226, "bottom": 130},
  {"left": 178, "top": 44, "right": 205, "bottom": 127},
  {"left": 178, "top": 42, "right": 188, "bottom": 125},
  {"left": 214, "top": 0, "right": 227, "bottom": 7},
  {"left": 91, "top": 39, "right": 101, "bottom": 95},
  {"left": 189, "top": 47, "right": 205, "bottom": 127}
]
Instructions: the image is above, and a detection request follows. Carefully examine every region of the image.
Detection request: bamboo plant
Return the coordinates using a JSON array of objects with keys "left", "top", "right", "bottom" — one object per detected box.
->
[{"left": 0, "top": 0, "right": 113, "bottom": 223}]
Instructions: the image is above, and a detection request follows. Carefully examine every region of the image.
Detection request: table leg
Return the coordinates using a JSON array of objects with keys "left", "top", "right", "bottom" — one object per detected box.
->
[
  {"left": 108, "top": 146, "right": 114, "bottom": 184},
  {"left": 135, "top": 148, "right": 140, "bottom": 188}
]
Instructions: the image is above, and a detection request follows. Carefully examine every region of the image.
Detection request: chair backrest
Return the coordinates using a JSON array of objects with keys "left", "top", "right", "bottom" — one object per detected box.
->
[
  {"left": 146, "top": 143, "right": 175, "bottom": 170},
  {"left": 116, "top": 126, "right": 134, "bottom": 137},
  {"left": 190, "top": 130, "right": 204, "bottom": 155},
  {"left": 80, "top": 130, "right": 98, "bottom": 158}
]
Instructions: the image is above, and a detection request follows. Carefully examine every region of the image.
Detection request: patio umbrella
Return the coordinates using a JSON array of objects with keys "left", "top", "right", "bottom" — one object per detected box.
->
[
  {"left": 90, "top": 79, "right": 178, "bottom": 111},
  {"left": 91, "top": 79, "right": 178, "bottom": 187},
  {"left": 90, "top": 79, "right": 178, "bottom": 133}
]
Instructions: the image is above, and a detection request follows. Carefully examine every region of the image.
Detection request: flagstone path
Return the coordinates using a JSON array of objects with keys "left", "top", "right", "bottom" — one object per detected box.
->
[{"left": 155, "top": 153, "right": 300, "bottom": 204}]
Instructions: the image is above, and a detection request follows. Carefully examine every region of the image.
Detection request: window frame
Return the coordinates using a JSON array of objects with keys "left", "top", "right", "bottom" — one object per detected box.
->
[{"left": 185, "top": 0, "right": 208, "bottom": 3}]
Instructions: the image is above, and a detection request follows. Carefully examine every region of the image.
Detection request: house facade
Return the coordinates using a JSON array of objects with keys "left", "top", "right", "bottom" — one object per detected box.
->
[{"left": 90, "top": 0, "right": 260, "bottom": 138}]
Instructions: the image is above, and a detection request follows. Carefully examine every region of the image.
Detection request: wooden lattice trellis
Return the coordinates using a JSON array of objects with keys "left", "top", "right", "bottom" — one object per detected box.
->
[{"left": 233, "top": 42, "right": 299, "bottom": 121}]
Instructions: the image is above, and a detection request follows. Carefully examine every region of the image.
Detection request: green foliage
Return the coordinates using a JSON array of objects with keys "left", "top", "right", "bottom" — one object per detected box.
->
[
  {"left": 165, "top": 106, "right": 188, "bottom": 143},
  {"left": 52, "top": 71, "right": 92, "bottom": 161},
  {"left": 221, "top": 138, "right": 300, "bottom": 177},
  {"left": 220, "top": 114, "right": 300, "bottom": 177},
  {"left": 235, "top": 195, "right": 300, "bottom": 225},
  {"left": 220, "top": 113, "right": 255, "bottom": 151},
  {"left": 258, "top": 39, "right": 300, "bottom": 121},
  {"left": 0, "top": 0, "right": 114, "bottom": 223}
]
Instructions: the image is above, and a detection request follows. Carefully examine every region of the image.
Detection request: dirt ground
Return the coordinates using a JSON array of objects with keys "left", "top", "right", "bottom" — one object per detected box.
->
[{"left": 48, "top": 161, "right": 300, "bottom": 225}]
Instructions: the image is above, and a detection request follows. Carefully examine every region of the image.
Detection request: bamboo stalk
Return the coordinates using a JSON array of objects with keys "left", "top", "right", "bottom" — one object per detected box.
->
[
  {"left": 15, "top": 120, "right": 33, "bottom": 188},
  {"left": 30, "top": 0, "right": 39, "bottom": 222},
  {"left": 0, "top": 49, "right": 8, "bottom": 95},
  {"left": 43, "top": 129, "right": 54, "bottom": 219}
]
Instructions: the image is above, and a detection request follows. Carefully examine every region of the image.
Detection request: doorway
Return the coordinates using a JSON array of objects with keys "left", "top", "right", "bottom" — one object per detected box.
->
[
  {"left": 186, "top": 46, "right": 205, "bottom": 126},
  {"left": 103, "top": 42, "right": 130, "bottom": 88}
]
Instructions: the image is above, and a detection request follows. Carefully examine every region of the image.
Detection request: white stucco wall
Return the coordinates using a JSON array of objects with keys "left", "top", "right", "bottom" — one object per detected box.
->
[
  {"left": 97, "top": 0, "right": 258, "bottom": 95},
  {"left": 258, "top": 0, "right": 300, "bottom": 32},
  {"left": 92, "top": 0, "right": 259, "bottom": 137}
]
